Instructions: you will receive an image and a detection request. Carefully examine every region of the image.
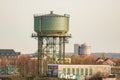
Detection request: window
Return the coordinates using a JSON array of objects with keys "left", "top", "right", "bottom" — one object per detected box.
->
[
  {"left": 63, "top": 68, "right": 66, "bottom": 74},
  {"left": 90, "top": 68, "right": 92, "bottom": 75},
  {"left": 85, "top": 68, "right": 88, "bottom": 75},
  {"left": 81, "top": 68, "right": 84, "bottom": 75},
  {"left": 76, "top": 68, "right": 79, "bottom": 75},
  {"left": 72, "top": 68, "right": 75, "bottom": 74},
  {"left": 67, "top": 68, "right": 70, "bottom": 74}
]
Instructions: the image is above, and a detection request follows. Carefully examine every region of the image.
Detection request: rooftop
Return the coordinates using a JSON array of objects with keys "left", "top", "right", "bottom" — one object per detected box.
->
[{"left": 0, "top": 49, "right": 20, "bottom": 55}]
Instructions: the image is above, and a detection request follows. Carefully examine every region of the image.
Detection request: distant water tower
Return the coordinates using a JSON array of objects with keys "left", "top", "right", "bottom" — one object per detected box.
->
[
  {"left": 79, "top": 43, "right": 91, "bottom": 55},
  {"left": 32, "top": 11, "right": 71, "bottom": 76},
  {"left": 74, "top": 43, "right": 91, "bottom": 55}
]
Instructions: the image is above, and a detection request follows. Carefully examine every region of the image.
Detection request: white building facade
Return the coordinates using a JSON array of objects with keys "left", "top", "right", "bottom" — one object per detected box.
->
[{"left": 48, "top": 64, "right": 111, "bottom": 79}]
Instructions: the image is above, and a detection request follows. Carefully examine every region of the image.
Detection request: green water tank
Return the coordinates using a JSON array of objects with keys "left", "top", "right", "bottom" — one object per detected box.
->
[{"left": 34, "top": 11, "right": 69, "bottom": 35}]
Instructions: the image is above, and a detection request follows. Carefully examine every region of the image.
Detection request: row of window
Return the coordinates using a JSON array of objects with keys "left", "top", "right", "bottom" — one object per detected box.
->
[
  {"left": 0, "top": 56, "right": 17, "bottom": 59},
  {"left": 62, "top": 68, "right": 92, "bottom": 75}
]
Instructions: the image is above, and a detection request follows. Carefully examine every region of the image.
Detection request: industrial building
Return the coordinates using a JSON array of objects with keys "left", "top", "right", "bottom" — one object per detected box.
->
[
  {"left": 74, "top": 43, "right": 91, "bottom": 55},
  {"left": 48, "top": 64, "right": 111, "bottom": 79},
  {"left": 74, "top": 44, "right": 80, "bottom": 54}
]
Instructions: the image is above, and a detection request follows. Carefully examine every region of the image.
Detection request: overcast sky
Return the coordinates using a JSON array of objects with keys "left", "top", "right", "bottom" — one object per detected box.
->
[{"left": 0, "top": 0, "right": 120, "bottom": 53}]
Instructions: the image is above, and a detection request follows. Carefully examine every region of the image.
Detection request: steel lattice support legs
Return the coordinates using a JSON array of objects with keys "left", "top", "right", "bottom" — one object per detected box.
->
[{"left": 32, "top": 33, "right": 71, "bottom": 77}]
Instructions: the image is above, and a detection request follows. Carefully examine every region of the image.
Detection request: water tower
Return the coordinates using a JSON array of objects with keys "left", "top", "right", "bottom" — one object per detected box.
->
[{"left": 32, "top": 11, "right": 71, "bottom": 76}]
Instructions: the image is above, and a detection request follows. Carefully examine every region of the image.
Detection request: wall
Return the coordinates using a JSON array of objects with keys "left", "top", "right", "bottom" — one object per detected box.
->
[
  {"left": 47, "top": 64, "right": 111, "bottom": 79},
  {"left": 57, "top": 64, "right": 111, "bottom": 79}
]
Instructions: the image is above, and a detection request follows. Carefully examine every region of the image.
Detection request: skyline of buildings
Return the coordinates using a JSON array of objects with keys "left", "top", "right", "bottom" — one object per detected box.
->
[{"left": 0, "top": 0, "right": 120, "bottom": 53}]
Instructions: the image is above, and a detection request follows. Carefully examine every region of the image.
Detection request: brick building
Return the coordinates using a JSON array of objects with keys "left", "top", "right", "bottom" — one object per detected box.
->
[{"left": 0, "top": 49, "right": 20, "bottom": 66}]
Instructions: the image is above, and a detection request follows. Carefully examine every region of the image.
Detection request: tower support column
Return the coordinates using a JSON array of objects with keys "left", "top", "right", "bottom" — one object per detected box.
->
[
  {"left": 38, "top": 35, "right": 44, "bottom": 77},
  {"left": 63, "top": 37, "right": 65, "bottom": 64}
]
